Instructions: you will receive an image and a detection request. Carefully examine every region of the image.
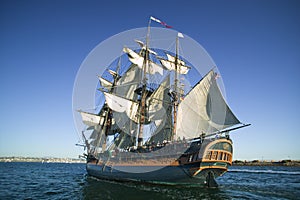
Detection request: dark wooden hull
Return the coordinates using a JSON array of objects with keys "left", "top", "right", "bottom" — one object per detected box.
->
[{"left": 86, "top": 138, "right": 232, "bottom": 185}]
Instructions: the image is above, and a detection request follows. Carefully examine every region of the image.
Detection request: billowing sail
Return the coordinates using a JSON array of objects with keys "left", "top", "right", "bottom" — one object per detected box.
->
[
  {"left": 148, "top": 75, "right": 173, "bottom": 143},
  {"left": 78, "top": 110, "right": 104, "bottom": 126},
  {"left": 159, "top": 53, "right": 190, "bottom": 74},
  {"left": 114, "top": 64, "right": 141, "bottom": 100},
  {"left": 104, "top": 92, "right": 140, "bottom": 123},
  {"left": 176, "top": 70, "right": 240, "bottom": 139},
  {"left": 147, "top": 75, "right": 170, "bottom": 120},
  {"left": 123, "top": 47, "right": 163, "bottom": 75}
]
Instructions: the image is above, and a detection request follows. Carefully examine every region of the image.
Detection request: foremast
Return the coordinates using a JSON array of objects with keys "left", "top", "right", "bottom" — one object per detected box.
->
[
  {"left": 102, "top": 59, "right": 121, "bottom": 151},
  {"left": 78, "top": 59, "right": 121, "bottom": 154}
]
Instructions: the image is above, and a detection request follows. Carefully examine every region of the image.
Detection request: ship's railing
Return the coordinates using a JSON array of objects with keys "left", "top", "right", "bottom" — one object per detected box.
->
[
  {"left": 96, "top": 142, "right": 190, "bottom": 164},
  {"left": 95, "top": 150, "right": 186, "bottom": 166},
  {"left": 202, "top": 150, "right": 232, "bottom": 164}
]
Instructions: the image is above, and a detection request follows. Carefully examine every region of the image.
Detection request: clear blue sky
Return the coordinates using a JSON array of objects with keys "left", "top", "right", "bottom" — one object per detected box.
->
[{"left": 1, "top": 0, "right": 299, "bottom": 160}]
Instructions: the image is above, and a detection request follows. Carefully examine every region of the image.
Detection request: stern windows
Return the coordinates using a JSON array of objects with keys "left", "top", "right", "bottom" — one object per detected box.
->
[{"left": 209, "top": 142, "right": 232, "bottom": 153}]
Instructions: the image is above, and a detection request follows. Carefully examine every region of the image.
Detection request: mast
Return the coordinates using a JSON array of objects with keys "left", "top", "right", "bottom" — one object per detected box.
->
[
  {"left": 100, "top": 57, "right": 121, "bottom": 152},
  {"left": 106, "top": 57, "right": 121, "bottom": 136},
  {"left": 82, "top": 131, "right": 90, "bottom": 153},
  {"left": 137, "top": 18, "right": 151, "bottom": 147},
  {"left": 172, "top": 35, "right": 180, "bottom": 141}
]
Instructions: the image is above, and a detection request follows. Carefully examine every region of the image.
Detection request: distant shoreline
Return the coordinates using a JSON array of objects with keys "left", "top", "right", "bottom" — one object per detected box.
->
[
  {"left": 232, "top": 160, "right": 300, "bottom": 167},
  {"left": 0, "top": 156, "right": 85, "bottom": 163}
]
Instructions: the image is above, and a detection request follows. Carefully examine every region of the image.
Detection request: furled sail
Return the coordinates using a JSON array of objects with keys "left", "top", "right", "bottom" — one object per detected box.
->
[
  {"left": 98, "top": 76, "right": 113, "bottom": 90},
  {"left": 123, "top": 47, "right": 163, "bottom": 75},
  {"left": 104, "top": 92, "right": 140, "bottom": 123},
  {"left": 108, "top": 69, "right": 118, "bottom": 77},
  {"left": 159, "top": 53, "right": 190, "bottom": 74},
  {"left": 78, "top": 110, "right": 104, "bottom": 126},
  {"left": 135, "top": 40, "right": 157, "bottom": 55},
  {"left": 176, "top": 70, "right": 240, "bottom": 139}
]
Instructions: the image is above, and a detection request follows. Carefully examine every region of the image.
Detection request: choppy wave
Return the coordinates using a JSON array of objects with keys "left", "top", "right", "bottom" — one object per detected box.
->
[{"left": 228, "top": 168, "right": 300, "bottom": 175}]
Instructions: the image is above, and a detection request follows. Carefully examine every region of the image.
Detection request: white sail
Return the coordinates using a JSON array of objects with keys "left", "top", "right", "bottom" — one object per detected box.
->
[
  {"left": 79, "top": 109, "right": 119, "bottom": 135},
  {"left": 104, "top": 92, "right": 139, "bottom": 123},
  {"left": 176, "top": 70, "right": 240, "bottom": 139},
  {"left": 78, "top": 110, "right": 104, "bottom": 126},
  {"left": 159, "top": 53, "right": 190, "bottom": 74},
  {"left": 88, "top": 117, "right": 119, "bottom": 136},
  {"left": 147, "top": 75, "right": 170, "bottom": 120},
  {"left": 123, "top": 47, "right": 143, "bottom": 66},
  {"left": 98, "top": 76, "right": 113, "bottom": 89},
  {"left": 123, "top": 47, "right": 163, "bottom": 75},
  {"left": 113, "top": 64, "right": 141, "bottom": 99},
  {"left": 166, "top": 54, "right": 185, "bottom": 66},
  {"left": 147, "top": 75, "right": 173, "bottom": 142}
]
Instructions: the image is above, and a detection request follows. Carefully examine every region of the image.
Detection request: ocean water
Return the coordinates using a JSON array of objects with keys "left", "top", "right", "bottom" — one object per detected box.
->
[{"left": 0, "top": 162, "right": 299, "bottom": 199}]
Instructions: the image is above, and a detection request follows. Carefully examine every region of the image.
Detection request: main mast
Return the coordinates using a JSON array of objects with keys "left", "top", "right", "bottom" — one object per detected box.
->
[{"left": 137, "top": 19, "right": 151, "bottom": 147}]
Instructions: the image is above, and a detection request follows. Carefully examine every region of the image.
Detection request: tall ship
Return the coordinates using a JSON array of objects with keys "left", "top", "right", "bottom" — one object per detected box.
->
[{"left": 76, "top": 17, "right": 249, "bottom": 187}]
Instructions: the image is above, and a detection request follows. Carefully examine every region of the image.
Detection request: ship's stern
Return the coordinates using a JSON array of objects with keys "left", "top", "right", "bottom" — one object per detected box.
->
[{"left": 192, "top": 137, "right": 233, "bottom": 185}]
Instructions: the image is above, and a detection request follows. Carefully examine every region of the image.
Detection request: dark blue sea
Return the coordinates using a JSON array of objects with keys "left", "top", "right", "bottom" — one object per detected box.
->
[{"left": 0, "top": 162, "right": 299, "bottom": 199}]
